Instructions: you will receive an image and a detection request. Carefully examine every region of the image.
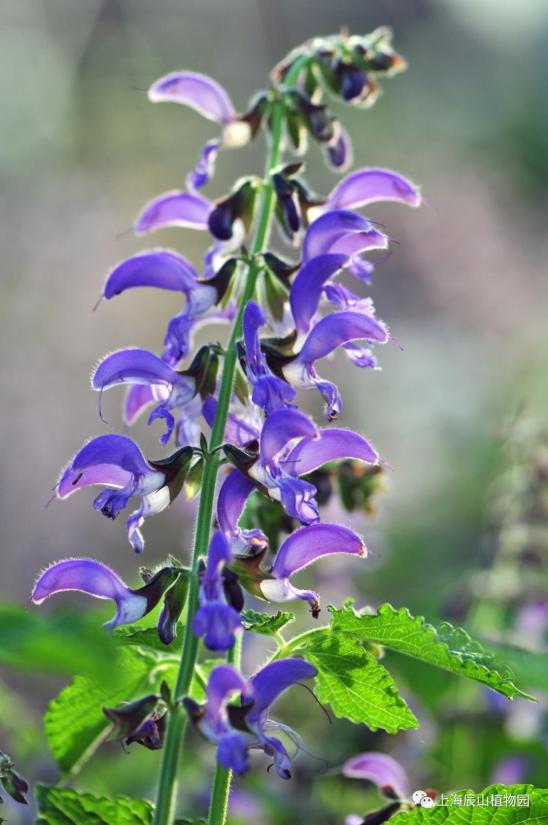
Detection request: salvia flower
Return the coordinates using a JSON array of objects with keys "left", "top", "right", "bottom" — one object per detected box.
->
[
  {"left": 92, "top": 345, "right": 219, "bottom": 445},
  {"left": 283, "top": 310, "right": 389, "bottom": 419},
  {"left": 343, "top": 752, "right": 413, "bottom": 825},
  {"left": 102, "top": 251, "right": 234, "bottom": 366},
  {"left": 261, "top": 523, "right": 366, "bottom": 616},
  {"left": 148, "top": 71, "right": 260, "bottom": 190},
  {"left": 56, "top": 434, "right": 193, "bottom": 551},
  {"left": 135, "top": 189, "right": 212, "bottom": 235},
  {"left": 222, "top": 410, "right": 378, "bottom": 528},
  {"left": 342, "top": 752, "right": 411, "bottom": 801},
  {"left": 241, "top": 301, "right": 297, "bottom": 415},
  {"left": 32, "top": 558, "right": 179, "bottom": 630},
  {"left": 184, "top": 664, "right": 251, "bottom": 774},
  {"left": 322, "top": 167, "right": 421, "bottom": 213},
  {"left": 184, "top": 659, "right": 317, "bottom": 779},
  {"left": 192, "top": 531, "right": 244, "bottom": 651}
]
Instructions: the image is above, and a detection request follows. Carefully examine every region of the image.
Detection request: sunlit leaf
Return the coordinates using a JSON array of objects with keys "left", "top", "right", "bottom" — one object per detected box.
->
[
  {"left": 291, "top": 629, "right": 418, "bottom": 733},
  {"left": 329, "top": 604, "right": 533, "bottom": 700},
  {"left": 241, "top": 609, "right": 295, "bottom": 635},
  {"left": 390, "top": 784, "right": 548, "bottom": 824},
  {"left": 35, "top": 785, "right": 153, "bottom": 824}
]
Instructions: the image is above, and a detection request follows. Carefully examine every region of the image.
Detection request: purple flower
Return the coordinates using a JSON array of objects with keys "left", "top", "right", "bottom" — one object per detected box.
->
[
  {"left": 243, "top": 659, "right": 318, "bottom": 778},
  {"left": 324, "top": 123, "right": 353, "bottom": 171},
  {"left": 184, "top": 659, "right": 317, "bottom": 779},
  {"left": 56, "top": 434, "right": 192, "bottom": 551},
  {"left": 148, "top": 72, "right": 252, "bottom": 190},
  {"left": 242, "top": 302, "right": 297, "bottom": 415},
  {"left": 192, "top": 531, "right": 243, "bottom": 651},
  {"left": 32, "top": 558, "right": 178, "bottom": 630},
  {"left": 237, "top": 408, "right": 320, "bottom": 524},
  {"left": 223, "top": 416, "right": 378, "bottom": 530},
  {"left": 289, "top": 254, "right": 348, "bottom": 335},
  {"left": 285, "top": 310, "right": 389, "bottom": 419},
  {"left": 217, "top": 468, "right": 268, "bottom": 556},
  {"left": 302, "top": 210, "right": 388, "bottom": 263},
  {"left": 259, "top": 523, "right": 367, "bottom": 616},
  {"left": 185, "top": 664, "right": 251, "bottom": 774},
  {"left": 91, "top": 346, "right": 217, "bottom": 445},
  {"left": 135, "top": 190, "right": 212, "bottom": 235},
  {"left": 323, "top": 168, "right": 421, "bottom": 213},
  {"left": 102, "top": 251, "right": 232, "bottom": 366},
  {"left": 342, "top": 752, "right": 411, "bottom": 801}
]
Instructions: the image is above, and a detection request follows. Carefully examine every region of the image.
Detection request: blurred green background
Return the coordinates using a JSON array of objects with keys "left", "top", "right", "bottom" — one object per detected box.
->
[{"left": 1, "top": 0, "right": 547, "bottom": 822}]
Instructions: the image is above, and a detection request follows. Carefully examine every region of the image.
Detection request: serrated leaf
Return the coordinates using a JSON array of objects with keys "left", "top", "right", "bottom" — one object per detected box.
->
[
  {"left": 113, "top": 624, "right": 183, "bottom": 653},
  {"left": 35, "top": 785, "right": 153, "bottom": 825},
  {"left": 294, "top": 630, "right": 418, "bottom": 733},
  {"left": 241, "top": 609, "right": 295, "bottom": 635},
  {"left": 329, "top": 604, "right": 532, "bottom": 700},
  {"left": 44, "top": 648, "right": 162, "bottom": 775},
  {"left": 390, "top": 784, "right": 548, "bottom": 825}
]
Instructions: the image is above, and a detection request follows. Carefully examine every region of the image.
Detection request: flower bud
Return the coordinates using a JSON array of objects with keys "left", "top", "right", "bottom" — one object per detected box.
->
[
  {"left": 103, "top": 694, "right": 159, "bottom": 742},
  {"left": 158, "top": 569, "right": 190, "bottom": 645}
]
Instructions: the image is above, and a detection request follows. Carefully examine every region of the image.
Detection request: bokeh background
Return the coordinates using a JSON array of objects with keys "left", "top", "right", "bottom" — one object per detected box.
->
[{"left": 1, "top": 1, "right": 547, "bottom": 822}]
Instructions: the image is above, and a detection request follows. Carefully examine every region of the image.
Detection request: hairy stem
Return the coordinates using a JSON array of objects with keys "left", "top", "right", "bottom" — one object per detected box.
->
[
  {"left": 152, "top": 97, "right": 285, "bottom": 825},
  {"left": 206, "top": 634, "right": 242, "bottom": 825}
]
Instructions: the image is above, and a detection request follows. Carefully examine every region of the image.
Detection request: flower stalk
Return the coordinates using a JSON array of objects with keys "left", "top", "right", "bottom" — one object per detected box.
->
[{"left": 151, "top": 98, "right": 286, "bottom": 825}]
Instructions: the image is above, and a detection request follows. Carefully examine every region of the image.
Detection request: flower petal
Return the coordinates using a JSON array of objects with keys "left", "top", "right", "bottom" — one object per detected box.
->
[
  {"left": 57, "top": 434, "right": 157, "bottom": 499},
  {"left": 328, "top": 229, "right": 388, "bottom": 258},
  {"left": 342, "top": 752, "right": 411, "bottom": 800},
  {"left": 148, "top": 72, "right": 236, "bottom": 124},
  {"left": 297, "top": 311, "right": 388, "bottom": 364},
  {"left": 91, "top": 348, "right": 183, "bottom": 391},
  {"left": 206, "top": 664, "right": 250, "bottom": 721},
  {"left": 135, "top": 190, "right": 212, "bottom": 235},
  {"left": 303, "top": 210, "right": 386, "bottom": 261},
  {"left": 104, "top": 250, "right": 199, "bottom": 299},
  {"left": 290, "top": 254, "right": 348, "bottom": 334},
  {"left": 285, "top": 428, "right": 378, "bottom": 474},
  {"left": 31, "top": 558, "right": 148, "bottom": 629},
  {"left": 259, "top": 409, "right": 318, "bottom": 467},
  {"left": 123, "top": 385, "right": 156, "bottom": 425},
  {"left": 243, "top": 301, "right": 267, "bottom": 370},
  {"left": 193, "top": 602, "right": 242, "bottom": 651},
  {"left": 187, "top": 138, "right": 221, "bottom": 190},
  {"left": 246, "top": 659, "right": 317, "bottom": 724},
  {"left": 326, "top": 168, "right": 421, "bottom": 212},
  {"left": 324, "top": 124, "right": 353, "bottom": 172},
  {"left": 271, "top": 523, "right": 366, "bottom": 580},
  {"left": 217, "top": 471, "right": 255, "bottom": 539}
]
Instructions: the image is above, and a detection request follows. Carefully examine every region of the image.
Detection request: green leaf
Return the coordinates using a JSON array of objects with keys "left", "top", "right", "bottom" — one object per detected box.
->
[
  {"left": 293, "top": 630, "right": 418, "bottom": 733},
  {"left": 329, "top": 604, "right": 532, "bottom": 700},
  {"left": 113, "top": 624, "right": 183, "bottom": 653},
  {"left": 0, "top": 604, "right": 117, "bottom": 677},
  {"left": 35, "top": 785, "right": 153, "bottom": 824},
  {"left": 241, "top": 609, "right": 295, "bottom": 635},
  {"left": 390, "top": 784, "right": 548, "bottom": 825},
  {"left": 44, "top": 648, "right": 158, "bottom": 775}
]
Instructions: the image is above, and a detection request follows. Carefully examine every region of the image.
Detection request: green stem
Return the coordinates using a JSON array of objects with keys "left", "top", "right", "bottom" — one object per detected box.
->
[
  {"left": 206, "top": 635, "right": 242, "bottom": 825},
  {"left": 152, "top": 98, "right": 285, "bottom": 825}
]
